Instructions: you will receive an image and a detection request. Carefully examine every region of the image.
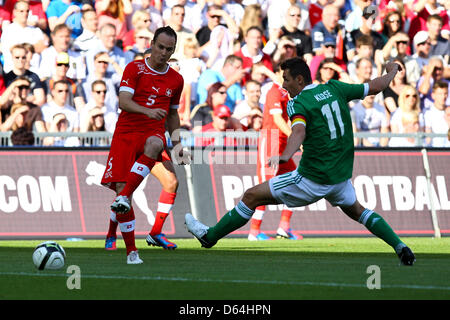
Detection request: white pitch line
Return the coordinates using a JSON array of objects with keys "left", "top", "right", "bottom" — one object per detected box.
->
[{"left": 1, "top": 272, "right": 450, "bottom": 291}]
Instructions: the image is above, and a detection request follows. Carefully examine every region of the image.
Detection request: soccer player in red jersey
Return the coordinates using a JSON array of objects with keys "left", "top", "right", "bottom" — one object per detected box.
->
[
  {"left": 100, "top": 26, "right": 188, "bottom": 264},
  {"left": 249, "top": 66, "right": 303, "bottom": 241}
]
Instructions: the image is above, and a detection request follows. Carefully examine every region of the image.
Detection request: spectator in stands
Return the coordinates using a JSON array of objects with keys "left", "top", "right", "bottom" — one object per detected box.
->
[
  {"left": 0, "top": 76, "right": 45, "bottom": 133},
  {"left": 352, "top": 94, "right": 389, "bottom": 147},
  {"left": 312, "top": 4, "right": 355, "bottom": 61},
  {"left": 344, "top": 0, "right": 374, "bottom": 33},
  {"left": 347, "top": 35, "right": 378, "bottom": 80},
  {"left": 124, "top": 27, "right": 152, "bottom": 62},
  {"left": 81, "top": 79, "right": 117, "bottom": 133},
  {"left": 44, "top": 112, "right": 80, "bottom": 146},
  {"left": 417, "top": 56, "right": 450, "bottom": 111},
  {"left": 4, "top": 44, "right": 45, "bottom": 107},
  {"left": 309, "top": 0, "right": 334, "bottom": 29},
  {"left": 350, "top": 6, "right": 384, "bottom": 60},
  {"left": 195, "top": 4, "right": 238, "bottom": 51},
  {"left": 85, "top": 23, "right": 127, "bottom": 79},
  {"left": 191, "top": 82, "right": 227, "bottom": 132},
  {"left": 232, "top": 80, "right": 263, "bottom": 127},
  {"left": 46, "top": 0, "right": 84, "bottom": 38},
  {"left": 72, "top": 8, "right": 100, "bottom": 55},
  {"left": 239, "top": 3, "right": 264, "bottom": 41},
  {"left": 426, "top": 14, "right": 450, "bottom": 60},
  {"left": 314, "top": 57, "right": 351, "bottom": 84},
  {"left": 277, "top": 4, "right": 313, "bottom": 65},
  {"left": 0, "top": 103, "right": 31, "bottom": 132},
  {"left": 83, "top": 106, "right": 107, "bottom": 133},
  {"left": 390, "top": 85, "right": 424, "bottom": 134},
  {"left": 0, "top": 0, "right": 48, "bottom": 74},
  {"left": 162, "top": 0, "right": 200, "bottom": 33},
  {"left": 196, "top": 54, "right": 245, "bottom": 112},
  {"left": 204, "top": 21, "right": 235, "bottom": 71},
  {"left": 178, "top": 36, "right": 206, "bottom": 128},
  {"left": 245, "top": 107, "right": 263, "bottom": 131},
  {"left": 380, "top": 10, "right": 404, "bottom": 45},
  {"left": 95, "top": 0, "right": 133, "bottom": 42},
  {"left": 411, "top": 30, "right": 432, "bottom": 70},
  {"left": 10, "top": 126, "right": 35, "bottom": 146},
  {"left": 82, "top": 51, "right": 120, "bottom": 117},
  {"left": 197, "top": 104, "right": 239, "bottom": 146},
  {"left": 167, "top": 5, "right": 195, "bottom": 61},
  {"left": 388, "top": 111, "right": 421, "bottom": 147},
  {"left": 128, "top": 0, "right": 163, "bottom": 33},
  {"left": 22, "top": 42, "right": 40, "bottom": 75},
  {"left": 408, "top": 0, "right": 446, "bottom": 43},
  {"left": 352, "top": 57, "right": 375, "bottom": 83},
  {"left": 42, "top": 52, "right": 86, "bottom": 113},
  {"left": 383, "top": 58, "right": 407, "bottom": 123},
  {"left": 424, "top": 82, "right": 450, "bottom": 147},
  {"left": 249, "top": 62, "right": 279, "bottom": 106},
  {"left": 235, "top": 26, "right": 273, "bottom": 85},
  {"left": 39, "top": 24, "right": 86, "bottom": 82},
  {"left": 267, "top": 0, "right": 310, "bottom": 37},
  {"left": 41, "top": 80, "right": 80, "bottom": 133},
  {"left": 122, "top": 9, "right": 152, "bottom": 51},
  {"left": 378, "top": 31, "right": 421, "bottom": 86},
  {"left": 3, "top": 0, "right": 48, "bottom": 33},
  {"left": 309, "top": 35, "right": 347, "bottom": 81},
  {"left": 0, "top": 6, "right": 10, "bottom": 38}
]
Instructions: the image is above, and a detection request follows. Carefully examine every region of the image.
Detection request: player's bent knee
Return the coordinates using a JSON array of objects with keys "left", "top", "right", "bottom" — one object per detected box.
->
[{"left": 144, "top": 136, "right": 164, "bottom": 157}]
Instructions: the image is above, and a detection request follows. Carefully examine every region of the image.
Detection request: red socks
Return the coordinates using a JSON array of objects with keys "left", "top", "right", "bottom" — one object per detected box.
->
[
  {"left": 120, "top": 154, "right": 156, "bottom": 198},
  {"left": 249, "top": 206, "right": 265, "bottom": 236},
  {"left": 116, "top": 207, "right": 137, "bottom": 255},
  {"left": 150, "top": 190, "right": 176, "bottom": 235},
  {"left": 279, "top": 209, "right": 293, "bottom": 230},
  {"left": 106, "top": 210, "right": 118, "bottom": 239}
]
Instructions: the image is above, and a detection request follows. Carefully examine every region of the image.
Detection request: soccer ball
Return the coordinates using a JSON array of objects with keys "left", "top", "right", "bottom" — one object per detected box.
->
[{"left": 32, "top": 241, "right": 66, "bottom": 270}]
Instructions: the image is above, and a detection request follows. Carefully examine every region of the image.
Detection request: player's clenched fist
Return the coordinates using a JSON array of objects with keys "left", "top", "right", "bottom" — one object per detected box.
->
[{"left": 146, "top": 108, "right": 167, "bottom": 120}]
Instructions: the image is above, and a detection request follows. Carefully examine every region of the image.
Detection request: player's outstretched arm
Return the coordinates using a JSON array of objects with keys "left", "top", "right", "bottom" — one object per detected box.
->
[{"left": 367, "top": 62, "right": 400, "bottom": 96}]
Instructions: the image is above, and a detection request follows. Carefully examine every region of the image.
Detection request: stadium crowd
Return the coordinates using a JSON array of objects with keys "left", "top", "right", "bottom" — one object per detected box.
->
[{"left": 0, "top": 0, "right": 449, "bottom": 147}]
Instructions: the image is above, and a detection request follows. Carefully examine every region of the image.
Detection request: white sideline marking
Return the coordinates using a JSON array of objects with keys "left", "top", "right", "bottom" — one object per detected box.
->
[{"left": 1, "top": 272, "right": 450, "bottom": 291}]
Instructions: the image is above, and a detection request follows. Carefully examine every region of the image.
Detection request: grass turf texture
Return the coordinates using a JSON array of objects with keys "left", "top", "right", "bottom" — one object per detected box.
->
[{"left": 0, "top": 237, "right": 449, "bottom": 300}]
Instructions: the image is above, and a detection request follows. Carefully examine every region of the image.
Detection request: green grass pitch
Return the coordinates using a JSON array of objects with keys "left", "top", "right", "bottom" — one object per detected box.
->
[{"left": 1, "top": 237, "right": 449, "bottom": 300}]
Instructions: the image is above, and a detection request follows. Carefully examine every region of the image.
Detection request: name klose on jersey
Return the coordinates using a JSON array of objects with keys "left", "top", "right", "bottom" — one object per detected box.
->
[{"left": 222, "top": 175, "right": 450, "bottom": 212}]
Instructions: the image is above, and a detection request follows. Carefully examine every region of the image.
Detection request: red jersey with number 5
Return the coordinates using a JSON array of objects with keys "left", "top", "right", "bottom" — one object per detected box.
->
[{"left": 116, "top": 59, "right": 184, "bottom": 133}]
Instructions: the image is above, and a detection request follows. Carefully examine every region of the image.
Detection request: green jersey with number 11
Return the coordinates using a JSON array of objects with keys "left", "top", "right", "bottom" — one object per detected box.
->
[{"left": 287, "top": 79, "right": 369, "bottom": 185}]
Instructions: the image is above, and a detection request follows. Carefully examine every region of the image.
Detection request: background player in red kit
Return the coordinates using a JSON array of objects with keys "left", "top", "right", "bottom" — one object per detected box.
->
[
  {"left": 249, "top": 66, "right": 303, "bottom": 241},
  {"left": 101, "top": 26, "right": 188, "bottom": 264}
]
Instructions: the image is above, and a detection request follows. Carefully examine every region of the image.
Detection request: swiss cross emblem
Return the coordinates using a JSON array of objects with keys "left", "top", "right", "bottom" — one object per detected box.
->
[{"left": 165, "top": 88, "right": 172, "bottom": 97}]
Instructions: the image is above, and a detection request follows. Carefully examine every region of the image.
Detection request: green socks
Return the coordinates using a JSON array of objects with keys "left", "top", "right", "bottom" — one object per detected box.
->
[
  {"left": 206, "top": 201, "right": 253, "bottom": 243},
  {"left": 359, "top": 209, "right": 406, "bottom": 254}
]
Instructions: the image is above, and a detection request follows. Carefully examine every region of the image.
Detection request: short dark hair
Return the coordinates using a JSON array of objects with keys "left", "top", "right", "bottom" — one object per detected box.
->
[
  {"left": 433, "top": 81, "right": 449, "bottom": 92},
  {"left": 153, "top": 26, "right": 177, "bottom": 44},
  {"left": 11, "top": 127, "right": 34, "bottom": 146},
  {"left": 280, "top": 57, "right": 312, "bottom": 85}
]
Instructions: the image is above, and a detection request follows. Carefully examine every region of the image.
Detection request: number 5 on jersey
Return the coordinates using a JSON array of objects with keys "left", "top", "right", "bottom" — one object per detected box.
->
[
  {"left": 146, "top": 94, "right": 157, "bottom": 106},
  {"left": 321, "top": 100, "right": 345, "bottom": 140}
]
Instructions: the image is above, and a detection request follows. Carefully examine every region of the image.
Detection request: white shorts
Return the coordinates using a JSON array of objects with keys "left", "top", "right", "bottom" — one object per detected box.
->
[{"left": 269, "top": 170, "right": 356, "bottom": 208}]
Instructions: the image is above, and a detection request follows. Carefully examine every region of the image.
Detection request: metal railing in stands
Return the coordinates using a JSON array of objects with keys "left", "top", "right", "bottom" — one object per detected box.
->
[{"left": 0, "top": 131, "right": 448, "bottom": 147}]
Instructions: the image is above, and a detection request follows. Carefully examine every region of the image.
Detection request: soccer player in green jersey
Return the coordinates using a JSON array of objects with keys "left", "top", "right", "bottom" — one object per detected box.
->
[{"left": 185, "top": 57, "right": 415, "bottom": 265}]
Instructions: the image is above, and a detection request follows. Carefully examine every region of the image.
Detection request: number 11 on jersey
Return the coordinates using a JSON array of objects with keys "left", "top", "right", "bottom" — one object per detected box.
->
[{"left": 321, "top": 100, "right": 345, "bottom": 140}]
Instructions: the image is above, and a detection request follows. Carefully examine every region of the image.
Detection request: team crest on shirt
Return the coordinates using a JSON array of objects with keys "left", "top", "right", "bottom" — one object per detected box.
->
[
  {"left": 165, "top": 88, "right": 173, "bottom": 97},
  {"left": 137, "top": 62, "right": 146, "bottom": 72}
]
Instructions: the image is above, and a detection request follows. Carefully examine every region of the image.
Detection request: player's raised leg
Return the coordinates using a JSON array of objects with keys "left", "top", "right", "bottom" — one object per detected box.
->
[
  {"left": 185, "top": 180, "right": 281, "bottom": 248},
  {"left": 111, "top": 136, "right": 163, "bottom": 213},
  {"left": 146, "top": 160, "right": 178, "bottom": 249},
  {"left": 340, "top": 200, "right": 415, "bottom": 266}
]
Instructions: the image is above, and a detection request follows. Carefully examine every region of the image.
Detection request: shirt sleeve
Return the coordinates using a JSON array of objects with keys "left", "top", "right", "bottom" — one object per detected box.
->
[
  {"left": 328, "top": 79, "right": 368, "bottom": 102},
  {"left": 287, "top": 99, "right": 307, "bottom": 128},
  {"left": 118, "top": 62, "right": 137, "bottom": 95}
]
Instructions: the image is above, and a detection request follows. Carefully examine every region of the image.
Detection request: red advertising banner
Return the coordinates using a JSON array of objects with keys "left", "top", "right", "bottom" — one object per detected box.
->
[
  {"left": 0, "top": 150, "right": 192, "bottom": 238},
  {"left": 207, "top": 150, "right": 450, "bottom": 236}
]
